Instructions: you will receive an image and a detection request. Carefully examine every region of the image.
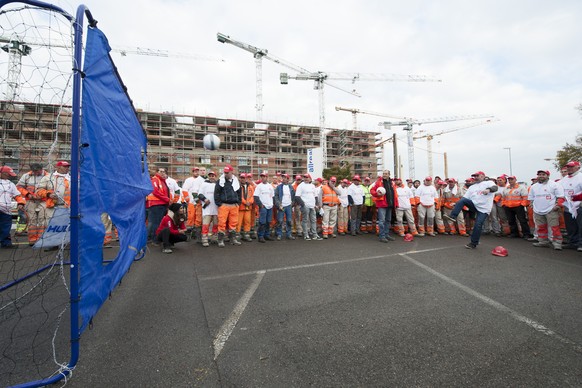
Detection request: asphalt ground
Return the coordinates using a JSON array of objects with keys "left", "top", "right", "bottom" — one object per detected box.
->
[{"left": 58, "top": 233, "right": 582, "bottom": 387}]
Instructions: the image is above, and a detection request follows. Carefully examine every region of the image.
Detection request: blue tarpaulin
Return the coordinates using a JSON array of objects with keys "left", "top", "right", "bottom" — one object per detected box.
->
[{"left": 79, "top": 27, "right": 153, "bottom": 332}]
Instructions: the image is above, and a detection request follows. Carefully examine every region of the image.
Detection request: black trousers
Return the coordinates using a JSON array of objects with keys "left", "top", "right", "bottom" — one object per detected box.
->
[
  {"left": 503, "top": 206, "right": 531, "bottom": 237},
  {"left": 156, "top": 228, "right": 188, "bottom": 248}
]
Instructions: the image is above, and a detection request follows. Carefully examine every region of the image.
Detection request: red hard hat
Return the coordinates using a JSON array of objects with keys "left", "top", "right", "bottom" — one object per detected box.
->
[
  {"left": 491, "top": 246, "right": 508, "bottom": 257},
  {"left": 403, "top": 233, "right": 414, "bottom": 242},
  {"left": 353, "top": 175, "right": 361, "bottom": 181}
]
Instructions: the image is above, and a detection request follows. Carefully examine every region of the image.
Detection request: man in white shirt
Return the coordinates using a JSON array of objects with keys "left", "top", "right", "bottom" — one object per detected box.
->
[
  {"left": 254, "top": 172, "right": 275, "bottom": 243},
  {"left": 198, "top": 171, "right": 218, "bottom": 247},
  {"left": 394, "top": 178, "right": 418, "bottom": 236},
  {"left": 336, "top": 179, "right": 350, "bottom": 235},
  {"left": 560, "top": 160, "right": 582, "bottom": 251},
  {"left": 182, "top": 167, "right": 206, "bottom": 238},
  {"left": 415, "top": 177, "right": 439, "bottom": 237},
  {"left": 528, "top": 170, "right": 565, "bottom": 250},
  {"left": 295, "top": 173, "right": 322, "bottom": 240},
  {"left": 444, "top": 170, "right": 498, "bottom": 249},
  {"left": 0, "top": 166, "right": 23, "bottom": 248},
  {"left": 347, "top": 175, "right": 365, "bottom": 236}
]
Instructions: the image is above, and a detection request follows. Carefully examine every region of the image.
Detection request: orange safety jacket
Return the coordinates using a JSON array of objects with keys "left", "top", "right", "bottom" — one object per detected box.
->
[
  {"left": 442, "top": 189, "right": 462, "bottom": 209},
  {"left": 37, "top": 174, "right": 70, "bottom": 208},
  {"left": 146, "top": 174, "right": 170, "bottom": 208},
  {"left": 239, "top": 183, "right": 255, "bottom": 210},
  {"left": 321, "top": 184, "right": 340, "bottom": 206},
  {"left": 502, "top": 186, "right": 529, "bottom": 207},
  {"left": 17, "top": 170, "right": 49, "bottom": 199}
]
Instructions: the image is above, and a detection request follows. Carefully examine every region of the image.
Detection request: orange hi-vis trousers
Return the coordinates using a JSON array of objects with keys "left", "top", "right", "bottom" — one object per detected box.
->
[
  {"left": 187, "top": 202, "right": 203, "bottom": 228},
  {"left": 218, "top": 204, "right": 239, "bottom": 233},
  {"left": 237, "top": 208, "right": 253, "bottom": 233}
]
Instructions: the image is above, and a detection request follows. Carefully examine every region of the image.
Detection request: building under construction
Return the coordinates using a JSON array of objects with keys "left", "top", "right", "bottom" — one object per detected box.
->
[{"left": 0, "top": 100, "right": 377, "bottom": 181}]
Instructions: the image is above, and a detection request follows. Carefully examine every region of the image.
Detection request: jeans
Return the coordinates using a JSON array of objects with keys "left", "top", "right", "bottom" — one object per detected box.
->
[
  {"left": 147, "top": 205, "right": 167, "bottom": 241},
  {"left": 451, "top": 198, "right": 488, "bottom": 246},
  {"left": 564, "top": 211, "right": 582, "bottom": 247},
  {"left": 0, "top": 211, "right": 13, "bottom": 247},
  {"left": 258, "top": 207, "right": 273, "bottom": 238},
  {"left": 377, "top": 207, "right": 393, "bottom": 239},
  {"left": 276, "top": 205, "right": 293, "bottom": 237}
]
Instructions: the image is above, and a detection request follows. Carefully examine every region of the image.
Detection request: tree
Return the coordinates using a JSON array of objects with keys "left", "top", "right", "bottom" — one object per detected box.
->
[
  {"left": 554, "top": 134, "right": 582, "bottom": 171},
  {"left": 323, "top": 162, "right": 352, "bottom": 181}
]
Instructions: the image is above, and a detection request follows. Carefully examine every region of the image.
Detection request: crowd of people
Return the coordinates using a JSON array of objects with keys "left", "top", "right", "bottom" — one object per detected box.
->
[
  {"left": 1, "top": 159, "right": 579, "bottom": 254},
  {"left": 0, "top": 161, "right": 71, "bottom": 249},
  {"left": 145, "top": 161, "right": 582, "bottom": 254}
]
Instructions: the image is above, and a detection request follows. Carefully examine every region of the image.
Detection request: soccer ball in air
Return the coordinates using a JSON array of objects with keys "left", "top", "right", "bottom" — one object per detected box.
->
[
  {"left": 376, "top": 186, "right": 386, "bottom": 196},
  {"left": 203, "top": 134, "right": 220, "bottom": 150}
]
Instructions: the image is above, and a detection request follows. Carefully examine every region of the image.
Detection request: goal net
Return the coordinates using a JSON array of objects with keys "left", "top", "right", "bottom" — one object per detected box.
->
[{"left": 1, "top": 1, "right": 152, "bottom": 386}]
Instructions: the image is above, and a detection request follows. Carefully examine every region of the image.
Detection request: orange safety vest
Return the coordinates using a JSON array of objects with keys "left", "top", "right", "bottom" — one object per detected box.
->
[
  {"left": 239, "top": 183, "right": 255, "bottom": 210},
  {"left": 321, "top": 184, "right": 340, "bottom": 206},
  {"left": 17, "top": 170, "right": 49, "bottom": 199},
  {"left": 502, "top": 187, "right": 527, "bottom": 207}
]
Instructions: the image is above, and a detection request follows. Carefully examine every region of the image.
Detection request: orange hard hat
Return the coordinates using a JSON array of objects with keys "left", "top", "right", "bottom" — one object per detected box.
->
[
  {"left": 491, "top": 246, "right": 508, "bottom": 257},
  {"left": 403, "top": 233, "right": 414, "bottom": 242}
]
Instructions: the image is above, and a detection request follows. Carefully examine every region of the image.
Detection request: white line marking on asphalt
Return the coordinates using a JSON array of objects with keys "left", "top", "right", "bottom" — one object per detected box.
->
[
  {"left": 213, "top": 270, "right": 265, "bottom": 360},
  {"left": 200, "top": 246, "right": 455, "bottom": 281},
  {"left": 400, "top": 253, "right": 582, "bottom": 355}
]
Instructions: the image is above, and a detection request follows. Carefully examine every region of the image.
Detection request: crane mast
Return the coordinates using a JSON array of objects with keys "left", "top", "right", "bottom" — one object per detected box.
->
[{"left": 336, "top": 106, "right": 494, "bottom": 179}]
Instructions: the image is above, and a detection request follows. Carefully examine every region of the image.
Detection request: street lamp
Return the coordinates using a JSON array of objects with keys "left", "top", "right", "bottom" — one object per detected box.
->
[{"left": 503, "top": 147, "right": 513, "bottom": 176}]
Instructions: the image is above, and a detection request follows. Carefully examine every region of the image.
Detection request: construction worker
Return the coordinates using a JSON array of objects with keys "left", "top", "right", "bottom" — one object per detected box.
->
[
  {"left": 434, "top": 179, "right": 447, "bottom": 234},
  {"left": 144, "top": 166, "right": 170, "bottom": 242},
  {"left": 560, "top": 161, "right": 582, "bottom": 251},
  {"left": 489, "top": 175, "right": 510, "bottom": 236},
  {"left": 444, "top": 171, "right": 498, "bottom": 249},
  {"left": 36, "top": 161, "right": 72, "bottom": 247},
  {"left": 347, "top": 175, "right": 365, "bottom": 236},
  {"left": 182, "top": 167, "right": 205, "bottom": 240},
  {"left": 165, "top": 174, "right": 182, "bottom": 204},
  {"left": 337, "top": 179, "right": 350, "bottom": 235},
  {"left": 394, "top": 177, "right": 417, "bottom": 237},
  {"left": 198, "top": 171, "right": 218, "bottom": 247},
  {"left": 274, "top": 173, "right": 296, "bottom": 240},
  {"left": 361, "top": 177, "right": 375, "bottom": 233},
  {"left": 254, "top": 172, "right": 275, "bottom": 243},
  {"left": 371, "top": 170, "right": 398, "bottom": 243},
  {"left": 292, "top": 175, "right": 304, "bottom": 237},
  {"left": 319, "top": 176, "right": 340, "bottom": 239},
  {"left": 269, "top": 173, "right": 281, "bottom": 235},
  {"left": 16, "top": 162, "right": 48, "bottom": 245},
  {"left": 236, "top": 173, "right": 255, "bottom": 242},
  {"left": 501, "top": 176, "right": 533, "bottom": 239},
  {"left": 528, "top": 170, "right": 565, "bottom": 250},
  {"left": 442, "top": 178, "right": 469, "bottom": 236},
  {"left": 415, "top": 176, "right": 439, "bottom": 237},
  {"left": 214, "top": 165, "right": 241, "bottom": 247},
  {"left": 0, "top": 166, "right": 25, "bottom": 248},
  {"left": 295, "top": 173, "right": 322, "bottom": 240}
]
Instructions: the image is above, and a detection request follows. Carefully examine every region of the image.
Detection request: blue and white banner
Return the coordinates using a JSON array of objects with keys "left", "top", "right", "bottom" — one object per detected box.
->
[
  {"left": 32, "top": 208, "right": 70, "bottom": 249},
  {"left": 307, "top": 147, "right": 323, "bottom": 179}
]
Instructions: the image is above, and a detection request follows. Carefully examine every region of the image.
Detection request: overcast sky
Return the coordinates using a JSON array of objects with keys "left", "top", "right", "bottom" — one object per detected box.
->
[{"left": 46, "top": 0, "right": 582, "bottom": 179}]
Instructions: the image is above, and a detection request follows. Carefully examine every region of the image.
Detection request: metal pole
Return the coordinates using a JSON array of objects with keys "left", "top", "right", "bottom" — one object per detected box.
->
[
  {"left": 503, "top": 147, "right": 512, "bottom": 175},
  {"left": 444, "top": 152, "right": 448, "bottom": 178},
  {"left": 393, "top": 133, "right": 397, "bottom": 175}
]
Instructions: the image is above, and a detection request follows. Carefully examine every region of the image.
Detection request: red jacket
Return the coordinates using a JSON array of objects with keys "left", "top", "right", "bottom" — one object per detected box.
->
[
  {"left": 370, "top": 177, "right": 399, "bottom": 208},
  {"left": 146, "top": 174, "right": 170, "bottom": 208},
  {"left": 155, "top": 215, "right": 186, "bottom": 236}
]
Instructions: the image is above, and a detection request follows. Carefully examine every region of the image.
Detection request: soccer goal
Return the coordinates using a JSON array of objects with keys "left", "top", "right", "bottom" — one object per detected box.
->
[{"left": 0, "top": 1, "right": 152, "bottom": 386}]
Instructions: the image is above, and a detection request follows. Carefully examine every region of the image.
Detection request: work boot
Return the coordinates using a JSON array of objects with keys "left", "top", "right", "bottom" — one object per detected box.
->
[
  {"left": 217, "top": 232, "right": 225, "bottom": 248},
  {"left": 230, "top": 231, "right": 241, "bottom": 246},
  {"left": 243, "top": 233, "right": 252, "bottom": 242}
]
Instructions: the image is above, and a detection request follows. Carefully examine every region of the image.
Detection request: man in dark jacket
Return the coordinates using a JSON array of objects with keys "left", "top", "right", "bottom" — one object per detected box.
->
[
  {"left": 214, "top": 165, "right": 241, "bottom": 247},
  {"left": 370, "top": 170, "right": 399, "bottom": 243},
  {"left": 274, "top": 173, "right": 296, "bottom": 240}
]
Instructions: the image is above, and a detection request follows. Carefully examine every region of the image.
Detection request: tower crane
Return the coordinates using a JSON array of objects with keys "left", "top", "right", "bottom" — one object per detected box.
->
[
  {"left": 335, "top": 106, "right": 493, "bottom": 179},
  {"left": 281, "top": 72, "right": 441, "bottom": 168},
  {"left": 413, "top": 118, "right": 500, "bottom": 177},
  {"left": 217, "top": 32, "right": 314, "bottom": 122},
  {"left": 1, "top": 35, "right": 221, "bottom": 101}
]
